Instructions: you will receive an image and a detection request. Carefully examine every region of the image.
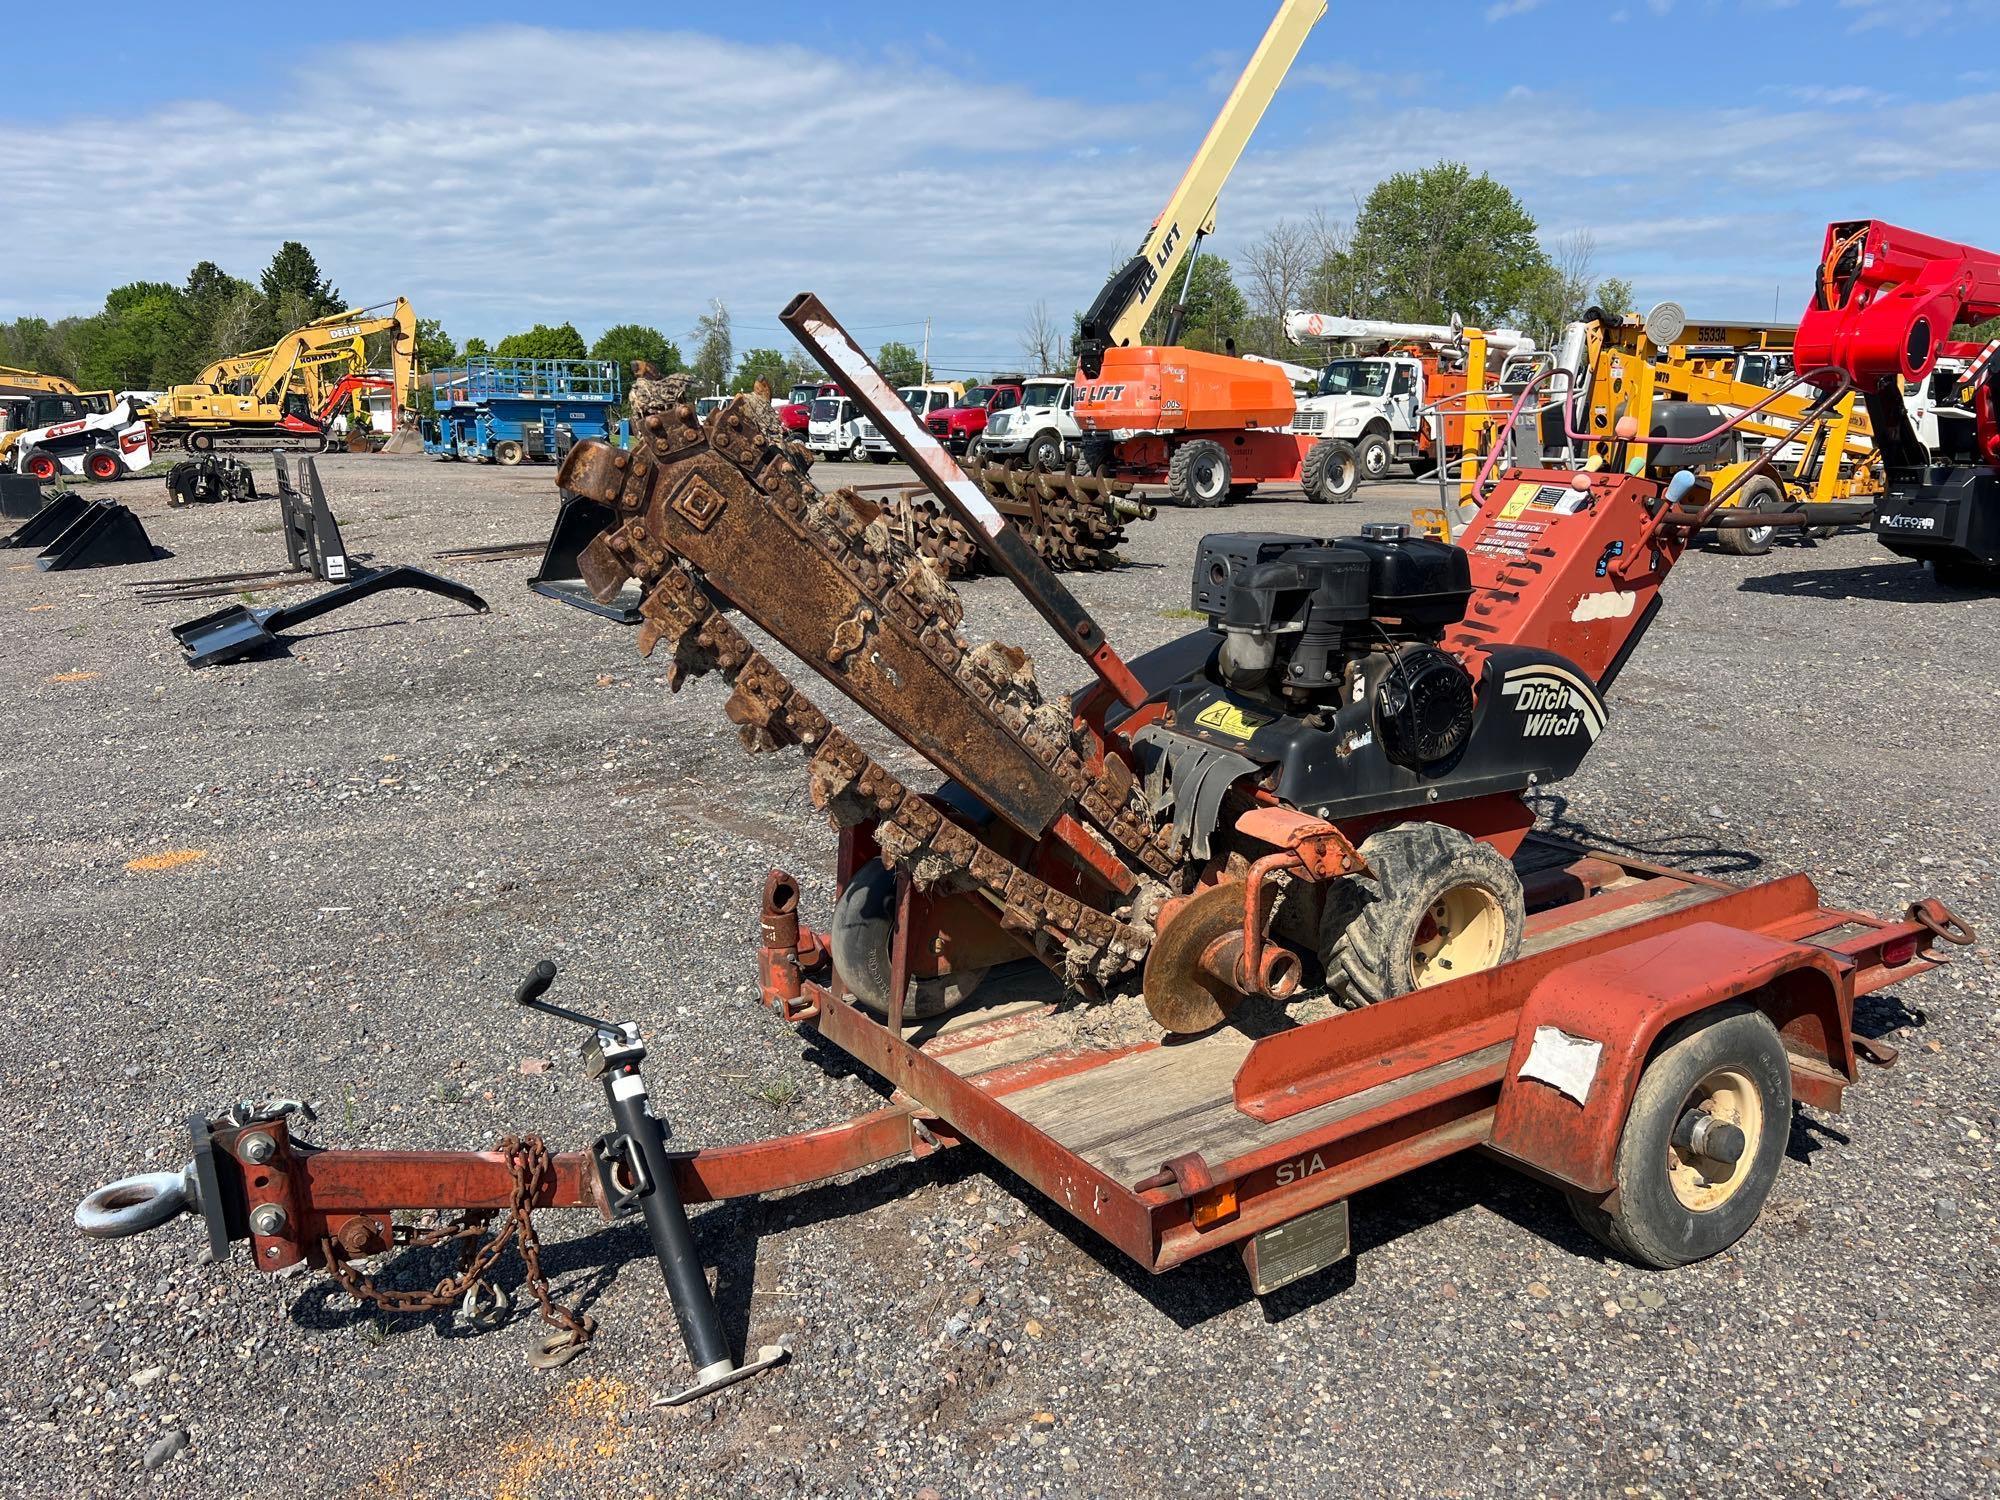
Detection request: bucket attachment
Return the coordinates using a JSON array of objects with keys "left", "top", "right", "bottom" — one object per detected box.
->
[
  {"left": 530, "top": 491, "right": 641, "bottom": 622},
  {"left": 171, "top": 565, "right": 489, "bottom": 668},
  {"left": 32, "top": 499, "right": 159, "bottom": 571},
  {"left": 0, "top": 473, "right": 49, "bottom": 522},
  {"left": 1, "top": 488, "right": 88, "bottom": 549}
]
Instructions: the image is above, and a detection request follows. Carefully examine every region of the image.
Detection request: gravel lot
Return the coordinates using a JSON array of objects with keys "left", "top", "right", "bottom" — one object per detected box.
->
[{"left": 3, "top": 452, "right": 1995, "bottom": 1498}]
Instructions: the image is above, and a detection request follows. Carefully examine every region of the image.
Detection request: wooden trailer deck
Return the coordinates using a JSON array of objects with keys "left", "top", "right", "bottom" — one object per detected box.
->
[{"left": 804, "top": 833, "right": 1949, "bottom": 1276}]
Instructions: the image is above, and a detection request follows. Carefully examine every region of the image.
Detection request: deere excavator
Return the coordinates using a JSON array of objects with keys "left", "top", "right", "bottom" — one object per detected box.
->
[{"left": 153, "top": 299, "right": 417, "bottom": 453}]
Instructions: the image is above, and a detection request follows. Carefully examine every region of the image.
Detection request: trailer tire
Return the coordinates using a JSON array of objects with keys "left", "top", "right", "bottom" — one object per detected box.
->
[
  {"left": 1167, "top": 439, "right": 1231, "bottom": 507},
  {"left": 830, "top": 859, "right": 988, "bottom": 1022},
  {"left": 19, "top": 449, "right": 59, "bottom": 482},
  {"left": 1715, "top": 476, "right": 1781, "bottom": 556},
  {"left": 494, "top": 440, "right": 525, "bottom": 467},
  {"left": 1319, "top": 822, "right": 1526, "bottom": 1007},
  {"left": 1566, "top": 1003, "right": 1791, "bottom": 1269},
  {"left": 85, "top": 448, "right": 122, "bottom": 482},
  {"left": 1302, "top": 439, "right": 1360, "bottom": 503}
]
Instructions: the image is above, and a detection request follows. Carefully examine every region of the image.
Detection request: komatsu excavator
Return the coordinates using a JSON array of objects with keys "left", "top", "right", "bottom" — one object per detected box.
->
[
  {"left": 153, "top": 299, "right": 417, "bottom": 453},
  {"left": 1796, "top": 219, "right": 2000, "bottom": 586}
]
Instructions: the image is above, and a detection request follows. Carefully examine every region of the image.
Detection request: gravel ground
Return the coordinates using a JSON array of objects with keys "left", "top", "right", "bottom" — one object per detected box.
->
[{"left": 3, "top": 453, "right": 1995, "bottom": 1499}]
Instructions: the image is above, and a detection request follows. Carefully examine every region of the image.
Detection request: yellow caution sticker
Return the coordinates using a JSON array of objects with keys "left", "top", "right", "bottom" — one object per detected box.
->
[{"left": 1195, "top": 701, "right": 1268, "bottom": 740}]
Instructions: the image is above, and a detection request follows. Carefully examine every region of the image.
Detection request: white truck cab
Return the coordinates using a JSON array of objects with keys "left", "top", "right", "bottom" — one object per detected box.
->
[
  {"left": 980, "top": 377, "right": 1079, "bottom": 468},
  {"left": 808, "top": 392, "right": 868, "bottom": 461},
  {"left": 1290, "top": 356, "right": 1425, "bottom": 480},
  {"left": 858, "top": 384, "right": 957, "bottom": 462}
]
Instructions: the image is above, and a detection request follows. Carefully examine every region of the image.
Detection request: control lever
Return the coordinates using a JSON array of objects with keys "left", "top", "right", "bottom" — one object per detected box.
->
[{"left": 512, "top": 959, "right": 787, "bottom": 1403}]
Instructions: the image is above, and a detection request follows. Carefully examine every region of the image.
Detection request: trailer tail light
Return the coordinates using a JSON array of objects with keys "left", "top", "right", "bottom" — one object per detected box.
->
[
  {"left": 1880, "top": 933, "right": 1920, "bottom": 967},
  {"left": 1190, "top": 1182, "right": 1238, "bottom": 1229}
]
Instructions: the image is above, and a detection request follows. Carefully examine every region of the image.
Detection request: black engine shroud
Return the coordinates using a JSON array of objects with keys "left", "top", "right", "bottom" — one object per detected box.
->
[{"left": 1108, "top": 530, "right": 1611, "bottom": 830}]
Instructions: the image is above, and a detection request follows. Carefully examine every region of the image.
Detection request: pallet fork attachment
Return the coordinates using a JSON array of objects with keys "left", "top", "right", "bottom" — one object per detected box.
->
[{"left": 171, "top": 565, "right": 488, "bottom": 668}]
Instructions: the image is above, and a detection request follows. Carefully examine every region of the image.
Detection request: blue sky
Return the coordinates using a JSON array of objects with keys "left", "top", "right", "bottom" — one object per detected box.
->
[{"left": 5, "top": 0, "right": 1998, "bottom": 373}]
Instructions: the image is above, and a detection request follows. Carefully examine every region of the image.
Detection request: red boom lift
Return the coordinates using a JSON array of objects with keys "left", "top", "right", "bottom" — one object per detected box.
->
[
  {"left": 76, "top": 296, "right": 1974, "bottom": 1406},
  {"left": 1796, "top": 219, "right": 2000, "bottom": 585}
]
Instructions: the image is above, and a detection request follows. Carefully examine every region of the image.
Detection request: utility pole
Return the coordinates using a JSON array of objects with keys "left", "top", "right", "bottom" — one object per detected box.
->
[{"left": 921, "top": 317, "right": 931, "bottom": 383}]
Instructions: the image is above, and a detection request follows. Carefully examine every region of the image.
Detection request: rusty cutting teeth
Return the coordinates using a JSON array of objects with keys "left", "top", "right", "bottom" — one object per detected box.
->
[{"left": 553, "top": 398, "right": 1181, "bottom": 980}]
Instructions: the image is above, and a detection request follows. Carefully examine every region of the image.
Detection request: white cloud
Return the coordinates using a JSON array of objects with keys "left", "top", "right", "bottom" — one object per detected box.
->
[
  {"left": 1, "top": 25, "right": 1997, "bottom": 351},
  {"left": 0, "top": 26, "right": 1183, "bottom": 365},
  {"left": 1485, "top": 0, "right": 1547, "bottom": 20}
]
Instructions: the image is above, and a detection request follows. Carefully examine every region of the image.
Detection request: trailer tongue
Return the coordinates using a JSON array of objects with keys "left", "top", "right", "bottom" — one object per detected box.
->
[{"left": 76, "top": 299, "right": 1974, "bottom": 1403}]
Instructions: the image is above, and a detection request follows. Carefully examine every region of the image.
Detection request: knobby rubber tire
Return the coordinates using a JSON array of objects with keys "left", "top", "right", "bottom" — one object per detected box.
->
[{"left": 1319, "top": 822, "right": 1526, "bottom": 1006}]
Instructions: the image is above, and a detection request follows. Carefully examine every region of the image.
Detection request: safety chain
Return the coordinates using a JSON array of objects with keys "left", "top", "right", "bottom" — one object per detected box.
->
[{"left": 319, "top": 1135, "right": 594, "bottom": 1363}]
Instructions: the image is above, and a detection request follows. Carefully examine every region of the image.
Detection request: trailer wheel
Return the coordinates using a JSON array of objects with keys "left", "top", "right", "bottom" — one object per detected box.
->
[
  {"left": 1566, "top": 1003, "right": 1791, "bottom": 1268},
  {"left": 1320, "top": 822, "right": 1526, "bottom": 1006},
  {"left": 831, "top": 859, "right": 988, "bottom": 1022},
  {"left": 1355, "top": 431, "right": 1392, "bottom": 482},
  {"left": 1301, "top": 439, "right": 1360, "bottom": 503},
  {"left": 1715, "top": 476, "right": 1781, "bottom": 556},
  {"left": 84, "top": 448, "right": 122, "bottom": 481},
  {"left": 1167, "top": 439, "right": 1231, "bottom": 507},
  {"left": 19, "top": 449, "right": 59, "bottom": 482},
  {"left": 494, "top": 440, "right": 525, "bottom": 467}
]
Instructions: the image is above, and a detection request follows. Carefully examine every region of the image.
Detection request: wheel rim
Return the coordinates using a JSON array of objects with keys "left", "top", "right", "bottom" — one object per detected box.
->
[
  {"left": 1326, "top": 452, "right": 1356, "bottom": 496},
  {"left": 1364, "top": 443, "right": 1387, "bottom": 477},
  {"left": 1667, "top": 1067, "right": 1764, "bottom": 1211},
  {"left": 1195, "top": 457, "right": 1222, "bottom": 497},
  {"left": 1410, "top": 883, "right": 1506, "bottom": 986},
  {"left": 1745, "top": 523, "right": 1775, "bottom": 548}
]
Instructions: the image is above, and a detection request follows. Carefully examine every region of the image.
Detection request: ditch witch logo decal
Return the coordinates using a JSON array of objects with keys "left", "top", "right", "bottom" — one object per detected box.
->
[{"left": 1500, "top": 664, "right": 1605, "bottom": 741}]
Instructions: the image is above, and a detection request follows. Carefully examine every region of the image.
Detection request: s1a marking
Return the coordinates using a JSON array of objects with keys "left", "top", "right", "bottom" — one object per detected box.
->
[
  {"left": 1274, "top": 1151, "right": 1327, "bottom": 1186},
  {"left": 1500, "top": 665, "right": 1604, "bottom": 741}
]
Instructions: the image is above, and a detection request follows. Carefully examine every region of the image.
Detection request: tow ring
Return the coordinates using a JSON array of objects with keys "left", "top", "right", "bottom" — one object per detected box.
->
[{"left": 75, "top": 1171, "right": 192, "bottom": 1239}]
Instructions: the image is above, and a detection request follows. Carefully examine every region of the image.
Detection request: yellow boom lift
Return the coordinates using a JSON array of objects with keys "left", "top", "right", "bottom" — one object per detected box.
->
[
  {"left": 154, "top": 299, "right": 417, "bottom": 453},
  {"left": 1570, "top": 304, "right": 1880, "bottom": 555},
  {"left": 1075, "top": 0, "right": 1325, "bottom": 374}
]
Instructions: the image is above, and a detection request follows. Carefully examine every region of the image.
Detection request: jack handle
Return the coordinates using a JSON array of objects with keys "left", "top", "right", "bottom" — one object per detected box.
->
[{"left": 513, "top": 960, "right": 626, "bottom": 1037}]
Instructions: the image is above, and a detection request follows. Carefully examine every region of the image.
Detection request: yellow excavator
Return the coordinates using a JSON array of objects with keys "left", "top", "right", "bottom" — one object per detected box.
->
[{"left": 154, "top": 299, "right": 417, "bottom": 453}]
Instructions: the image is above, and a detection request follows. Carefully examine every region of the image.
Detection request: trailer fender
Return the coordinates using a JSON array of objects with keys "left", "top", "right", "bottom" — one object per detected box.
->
[{"left": 1487, "top": 921, "right": 1849, "bottom": 1194}]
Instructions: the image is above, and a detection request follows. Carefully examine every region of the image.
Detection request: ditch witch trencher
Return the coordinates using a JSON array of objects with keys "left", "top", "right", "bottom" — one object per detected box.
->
[{"left": 79, "top": 297, "right": 1974, "bottom": 1403}]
